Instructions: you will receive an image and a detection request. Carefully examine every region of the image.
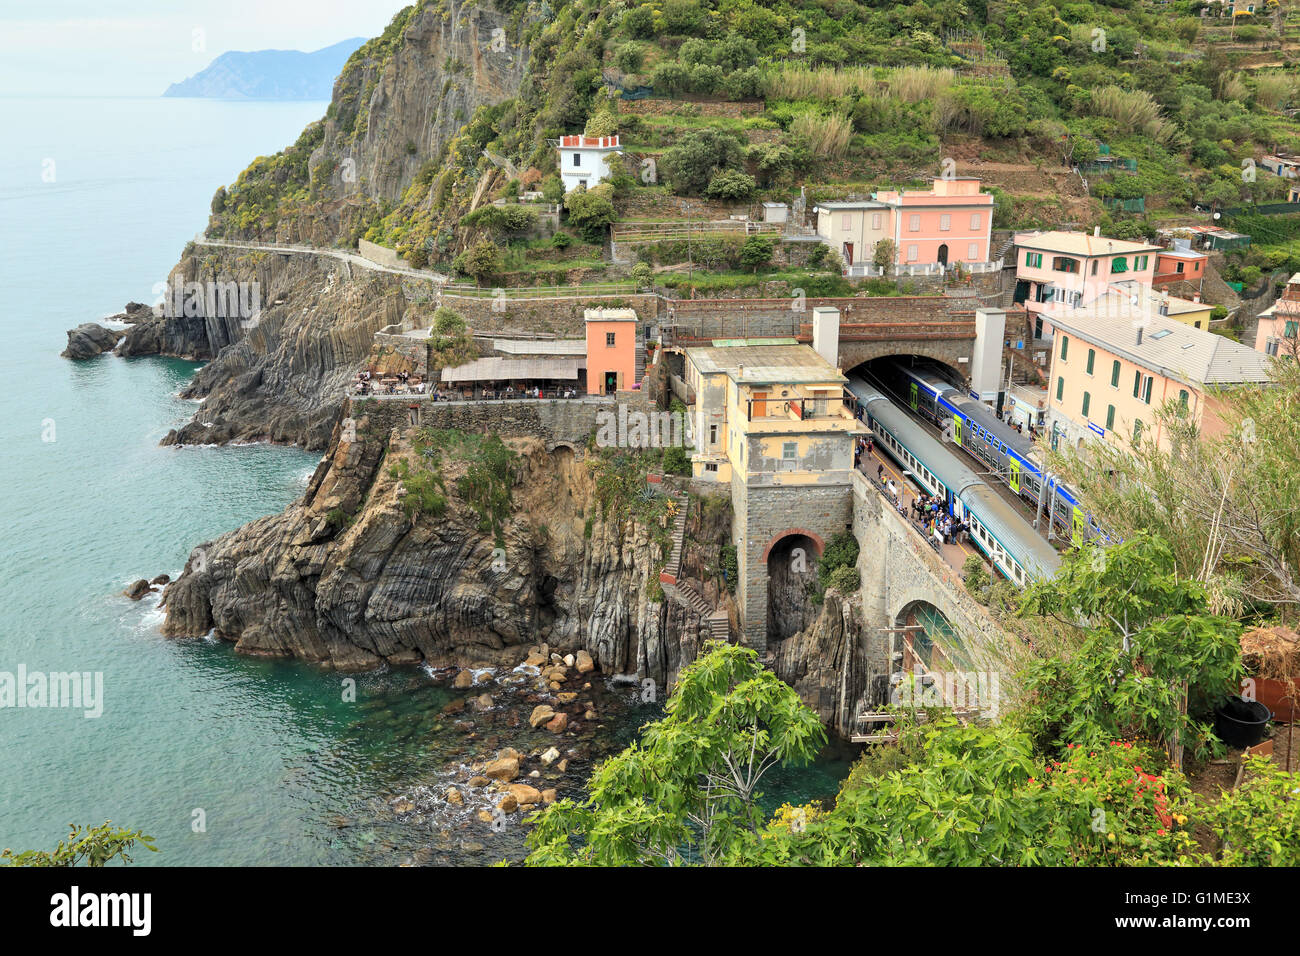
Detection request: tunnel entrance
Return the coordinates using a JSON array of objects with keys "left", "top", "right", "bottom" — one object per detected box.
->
[{"left": 765, "top": 531, "right": 823, "bottom": 642}]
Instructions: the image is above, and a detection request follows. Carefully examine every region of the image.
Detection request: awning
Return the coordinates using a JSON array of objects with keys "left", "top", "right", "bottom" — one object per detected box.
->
[{"left": 441, "top": 356, "right": 584, "bottom": 383}]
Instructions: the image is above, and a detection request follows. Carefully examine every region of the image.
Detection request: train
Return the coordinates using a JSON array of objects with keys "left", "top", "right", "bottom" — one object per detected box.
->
[
  {"left": 848, "top": 377, "right": 1062, "bottom": 587},
  {"left": 882, "top": 362, "right": 1103, "bottom": 547}
]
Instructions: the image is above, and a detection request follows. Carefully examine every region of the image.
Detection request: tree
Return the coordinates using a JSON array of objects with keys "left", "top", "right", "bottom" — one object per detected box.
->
[
  {"left": 660, "top": 129, "right": 746, "bottom": 196},
  {"left": 1044, "top": 360, "right": 1300, "bottom": 615},
  {"left": 524, "top": 641, "right": 827, "bottom": 865},
  {"left": 455, "top": 238, "right": 502, "bottom": 286},
  {"left": 739, "top": 235, "right": 774, "bottom": 273},
  {"left": 2, "top": 822, "right": 157, "bottom": 867},
  {"left": 705, "top": 169, "right": 757, "bottom": 201},
  {"left": 564, "top": 184, "right": 617, "bottom": 242},
  {"left": 872, "top": 238, "right": 896, "bottom": 274},
  {"left": 1016, "top": 533, "right": 1244, "bottom": 761}
]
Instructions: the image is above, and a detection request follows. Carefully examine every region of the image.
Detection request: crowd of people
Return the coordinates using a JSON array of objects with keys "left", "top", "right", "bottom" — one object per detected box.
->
[
  {"left": 353, "top": 369, "right": 427, "bottom": 396},
  {"left": 352, "top": 369, "right": 582, "bottom": 402},
  {"left": 911, "top": 494, "right": 969, "bottom": 546}
]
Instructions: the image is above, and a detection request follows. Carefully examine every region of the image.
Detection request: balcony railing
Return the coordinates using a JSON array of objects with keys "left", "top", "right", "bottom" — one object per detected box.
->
[{"left": 847, "top": 258, "right": 1004, "bottom": 278}]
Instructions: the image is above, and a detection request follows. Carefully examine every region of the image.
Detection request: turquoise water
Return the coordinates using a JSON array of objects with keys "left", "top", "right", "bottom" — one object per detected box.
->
[{"left": 0, "top": 97, "right": 850, "bottom": 866}]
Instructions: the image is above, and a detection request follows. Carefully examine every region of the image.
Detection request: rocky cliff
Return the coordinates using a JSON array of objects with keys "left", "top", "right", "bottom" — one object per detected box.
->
[{"left": 160, "top": 402, "right": 726, "bottom": 691}]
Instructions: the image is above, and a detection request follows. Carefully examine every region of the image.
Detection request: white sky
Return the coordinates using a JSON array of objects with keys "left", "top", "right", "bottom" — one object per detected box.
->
[{"left": 0, "top": 0, "right": 412, "bottom": 96}]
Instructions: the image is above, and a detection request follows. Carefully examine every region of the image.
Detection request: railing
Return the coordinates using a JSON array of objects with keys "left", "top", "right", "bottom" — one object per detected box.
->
[
  {"left": 847, "top": 258, "right": 1004, "bottom": 278},
  {"left": 440, "top": 281, "right": 636, "bottom": 299},
  {"left": 611, "top": 220, "right": 784, "bottom": 242}
]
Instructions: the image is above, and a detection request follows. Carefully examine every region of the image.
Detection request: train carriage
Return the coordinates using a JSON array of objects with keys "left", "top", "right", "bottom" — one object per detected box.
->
[
  {"left": 886, "top": 362, "right": 1104, "bottom": 547},
  {"left": 848, "top": 377, "right": 1062, "bottom": 586}
]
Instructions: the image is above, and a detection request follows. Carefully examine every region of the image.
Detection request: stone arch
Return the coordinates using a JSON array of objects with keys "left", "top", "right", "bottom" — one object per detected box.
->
[
  {"left": 892, "top": 596, "right": 973, "bottom": 672},
  {"left": 546, "top": 439, "right": 580, "bottom": 454},
  {"left": 765, "top": 531, "right": 824, "bottom": 643},
  {"left": 847, "top": 353, "right": 968, "bottom": 388},
  {"left": 760, "top": 528, "right": 826, "bottom": 564},
  {"left": 839, "top": 342, "right": 975, "bottom": 378}
]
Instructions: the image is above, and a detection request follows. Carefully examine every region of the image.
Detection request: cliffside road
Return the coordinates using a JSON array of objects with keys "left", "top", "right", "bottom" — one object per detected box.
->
[{"left": 192, "top": 235, "right": 452, "bottom": 284}]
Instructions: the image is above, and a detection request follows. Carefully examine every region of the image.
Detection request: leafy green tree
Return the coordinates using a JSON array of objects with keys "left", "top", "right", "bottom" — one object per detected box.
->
[
  {"left": 564, "top": 185, "right": 617, "bottom": 242},
  {"left": 2, "top": 823, "right": 157, "bottom": 867},
  {"left": 705, "top": 169, "right": 757, "bottom": 201},
  {"left": 525, "top": 641, "right": 827, "bottom": 865},
  {"left": 661, "top": 129, "right": 746, "bottom": 196},
  {"left": 1016, "top": 533, "right": 1243, "bottom": 760},
  {"left": 454, "top": 238, "right": 502, "bottom": 286},
  {"left": 739, "top": 235, "right": 774, "bottom": 272}
]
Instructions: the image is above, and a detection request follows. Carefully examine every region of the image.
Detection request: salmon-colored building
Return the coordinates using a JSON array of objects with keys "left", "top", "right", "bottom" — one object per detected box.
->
[
  {"left": 1045, "top": 313, "right": 1270, "bottom": 456},
  {"left": 814, "top": 177, "right": 995, "bottom": 274},
  {"left": 584, "top": 307, "right": 639, "bottom": 395},
  {"left": 1152, "top": 246, "right": 1208, "bottom": 293}
]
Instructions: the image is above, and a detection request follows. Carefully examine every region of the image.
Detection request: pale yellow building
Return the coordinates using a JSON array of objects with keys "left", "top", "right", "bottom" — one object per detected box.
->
[
  {"left": 682, "top": 341, "right": 858, "bottom": 485},
  {"left": 1046, "top": 313, "right": 1271, "bottom": 455}
]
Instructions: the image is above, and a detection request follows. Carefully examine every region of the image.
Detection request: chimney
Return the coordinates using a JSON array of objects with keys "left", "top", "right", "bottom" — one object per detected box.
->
[
  {"left": 1136, "top": 326, "right": 1143, "bottom": 346},
  {"left": 1094, "top": 226, "right": 1101, "bottom": 237},
  {"left": 737, "top": 362, "right": 745, "bottom": 379},
  {"left": 811, "top": 306, "right": 841, "bottom": 368},
  {"left": 1193, "top": 293, "right": 1201, "bottom": 303}
]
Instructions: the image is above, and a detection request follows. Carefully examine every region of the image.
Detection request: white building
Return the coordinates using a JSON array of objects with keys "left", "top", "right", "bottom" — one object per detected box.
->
[{"left": 558, "top": 134, "right": 622, "bottom": 194}]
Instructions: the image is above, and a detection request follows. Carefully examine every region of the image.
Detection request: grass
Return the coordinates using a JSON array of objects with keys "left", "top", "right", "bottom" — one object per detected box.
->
[{"left": 790, "top": 112, "right": 852, "bottom": 159}]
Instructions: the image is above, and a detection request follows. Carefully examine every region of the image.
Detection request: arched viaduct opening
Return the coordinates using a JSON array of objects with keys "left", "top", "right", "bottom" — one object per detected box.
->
[{"left": 763, "top": 530, "right": 824, "bottom": 643}]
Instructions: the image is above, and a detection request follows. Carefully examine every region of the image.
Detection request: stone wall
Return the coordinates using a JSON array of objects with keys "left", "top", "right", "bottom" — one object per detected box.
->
[
  {"left": 439, "top": 292, "right": 661, "bottom": 337},
  {"left": 348, "top": 395, "right": 615, "bottom": 450},
  {"left": 358, "top": 239, "right": 405, "bottom": 270},
  {"left": 732, "top": 477, "right": 854, "bottom": 652},
  {"left": 851, "top": 471, "right": 1021, "bottom": 700}
]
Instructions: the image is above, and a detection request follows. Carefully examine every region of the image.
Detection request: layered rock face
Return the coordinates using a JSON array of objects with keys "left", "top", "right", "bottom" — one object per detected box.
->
[
  {"left": 156, "top": 249, "right": 404, "bottom": 449},
  {"left": 160, "top": 405, "right": 717, "bottom": 690}
]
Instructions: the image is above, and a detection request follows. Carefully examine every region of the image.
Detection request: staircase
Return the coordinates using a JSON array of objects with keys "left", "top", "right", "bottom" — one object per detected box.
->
[
  {"left": 634, "top": 333, "right": 647, "bottom": 384},
  {"left": 993, "top": 232, "right": 1017, "bottom": 265},
  {"left": 656, "top": 488, "right": 731, "bottom": 640}
]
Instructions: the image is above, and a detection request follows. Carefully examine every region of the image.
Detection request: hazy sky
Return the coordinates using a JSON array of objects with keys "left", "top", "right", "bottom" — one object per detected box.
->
[{"left": 0, "top": 1, "right": 412, "bottom": 97}]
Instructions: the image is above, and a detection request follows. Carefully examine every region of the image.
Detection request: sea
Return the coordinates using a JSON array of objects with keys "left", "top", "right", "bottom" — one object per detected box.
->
[{"left": 0, "top": 95, "right": 850, "bottom": 865}]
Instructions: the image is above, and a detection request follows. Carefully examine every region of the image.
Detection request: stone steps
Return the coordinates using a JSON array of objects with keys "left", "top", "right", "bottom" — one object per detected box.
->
[{"left": 655, "top": 487, "right": 730, "bottom": 640}]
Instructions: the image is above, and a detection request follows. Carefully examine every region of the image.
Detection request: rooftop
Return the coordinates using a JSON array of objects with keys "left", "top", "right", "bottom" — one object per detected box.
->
[
  {"left": 685, "top": 342, "right": 847, "bottom": 386},
  {"left": 558, "top": 134, "right": 620, "bottom": 149},
  {"left": 1049, "top": 312, "right": 1272, "bottom": 388},
  {"left": 584, "top": 307, "right": 637, "bottom": 323},
  {"left": 1015, "top": 230, "right": 1162, "bottom": 258}
]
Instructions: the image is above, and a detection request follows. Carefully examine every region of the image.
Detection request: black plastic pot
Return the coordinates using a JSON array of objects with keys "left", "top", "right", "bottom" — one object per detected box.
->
[{"left": 1214, "top": 695, "right": 1273, "bottom": 749}]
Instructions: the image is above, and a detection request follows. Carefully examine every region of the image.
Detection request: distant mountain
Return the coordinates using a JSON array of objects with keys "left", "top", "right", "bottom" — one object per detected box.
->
[{"left": 163, "top": 38, "right": 365, "bottom": 100}]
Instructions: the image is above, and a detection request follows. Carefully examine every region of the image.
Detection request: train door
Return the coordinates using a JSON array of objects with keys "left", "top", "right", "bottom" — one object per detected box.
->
[
  {"left": 1008, "top": 457, "right": 1021, "bottom": 495},
  {"left": 952, "top": 416, "right": 963, "bottom": 447},
  {"left": 1071, "top": 506, "right": 1087, "bottom": 547},
  {"left": 909, "top": 381, "right": 918, "bottom": 411}
]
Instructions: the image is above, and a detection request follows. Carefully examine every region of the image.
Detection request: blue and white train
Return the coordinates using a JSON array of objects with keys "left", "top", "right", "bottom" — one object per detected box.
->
[
  {"left": 848, "top": 377, "right": 1062, "bottom": 587},
  {"left": 884, "top": 362, "right": 1103, "bottom": 547}
]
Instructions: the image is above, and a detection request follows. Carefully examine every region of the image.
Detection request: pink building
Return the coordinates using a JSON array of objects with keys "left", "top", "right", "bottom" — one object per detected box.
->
[
  {"left": 1013, "top": 230, "right": 1160, "bottom": 341},
  {"left": 1255, "top": 272, "right": 1300, "bottom": 357},
  {"left": 875, "top": 177, "right": 995, "bottom": 267},
  {"left": 584, "top": 307, "right": 639, "bottom": 395},
  {"left": 814, "top": 177, "right": 994, "bottom": 273}
]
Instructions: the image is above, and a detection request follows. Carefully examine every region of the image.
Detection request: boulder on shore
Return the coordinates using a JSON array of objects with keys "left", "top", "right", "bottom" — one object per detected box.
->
[
  {"left": 62, "top": 323, "right": 124, "bottom": 360},
  {"left": 123, "top": 579, "right": 153, "bottom": 600},
  {"left": 484, "top": 755, "right": 520, "bottom": 782}
]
